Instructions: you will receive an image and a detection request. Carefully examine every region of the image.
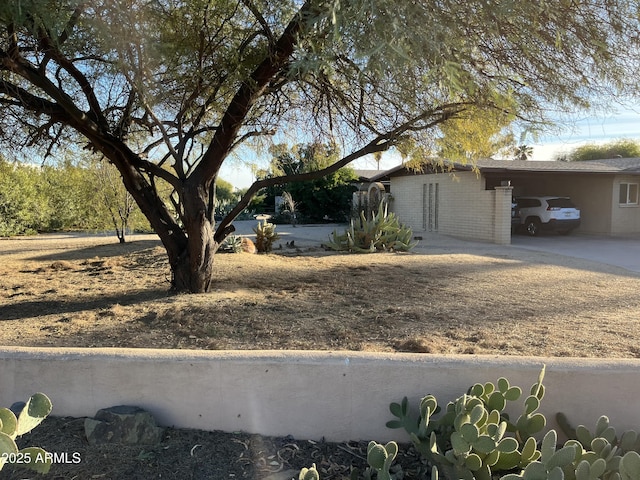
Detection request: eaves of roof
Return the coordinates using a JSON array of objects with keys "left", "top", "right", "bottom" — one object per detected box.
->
[{"left": 369, "top": 158, "right": 640, "bottom": 180}]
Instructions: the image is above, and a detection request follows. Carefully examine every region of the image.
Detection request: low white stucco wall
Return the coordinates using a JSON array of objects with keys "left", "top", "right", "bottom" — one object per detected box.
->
[{"left": 1, "top": 348, "right": 639, "bottom": 442}]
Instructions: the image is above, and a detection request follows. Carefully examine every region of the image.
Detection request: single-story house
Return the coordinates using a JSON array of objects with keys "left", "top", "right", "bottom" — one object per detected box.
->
[{"left": 368, "top": 158, "right": 640, "bottom": 245}]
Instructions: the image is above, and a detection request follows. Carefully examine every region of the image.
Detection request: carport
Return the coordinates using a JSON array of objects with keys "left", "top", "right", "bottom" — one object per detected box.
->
[
  {"left": 481, "top": 158, "right": 640, "bottom": 235},
  {"left": 373, "top": 158, "right": 640, "bottom": 244}
]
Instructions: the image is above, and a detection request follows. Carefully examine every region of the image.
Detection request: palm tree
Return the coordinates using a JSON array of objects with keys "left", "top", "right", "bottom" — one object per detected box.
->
[{"left": 514, "top": 144, "right": 534, "bottom": 161}]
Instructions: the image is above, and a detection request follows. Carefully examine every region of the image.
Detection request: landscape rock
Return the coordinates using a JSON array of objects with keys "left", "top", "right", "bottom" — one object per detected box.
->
[{"left": 84, "top": 405, "right": 164, "bottom": 445}]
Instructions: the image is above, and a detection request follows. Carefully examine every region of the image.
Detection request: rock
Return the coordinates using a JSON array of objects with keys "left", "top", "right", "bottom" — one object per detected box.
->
[
  {"left": 241, "top": 237, "right": 256, "bottom": 253},
  {"left": 84, "top": 405, "right": 164, "bottom": 445}
]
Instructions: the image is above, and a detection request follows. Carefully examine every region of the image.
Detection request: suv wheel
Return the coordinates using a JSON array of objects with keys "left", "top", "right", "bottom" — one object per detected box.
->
[{"left": 525, "top": 218, "right": 541, "bottom": 236}]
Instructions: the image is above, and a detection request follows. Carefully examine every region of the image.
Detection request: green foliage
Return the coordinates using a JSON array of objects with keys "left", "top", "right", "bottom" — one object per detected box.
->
[
  {"left": 387, "top": 367, "right": 640, "bottom": 480},
  {"left": 0, "top": 156, "right": 151, "bottom": 237},
  {"left": 88, "top": 159, "right": 153, "bottom": 241},
  {"left": 0, "top": 159, "right": 46, "bottom": 236},
  {"left": 262, "top": 143, "right": 358, "bottom": 223},
  {"left": 253, "top": 220, "right": 279, "bottom": 253},
  {"left": 514, "top": 145, "right": 534, "bottom": 162},
  {"left": 0, "top": 393, "right": 53, "bottom": 474},
  {"left": 303, "top": 367, "right": 640, "bottom": 480},
  {"left": 385, "top": 368, "right": 548, "bottom": 480},
  {"left": 326, "top": 201, "right": 417, "bottom": 253},
  {"left": 436, "top": 106, "right": 517, "bottom": 162},
  {"left": 557, "top": 140, "right": 640, "bottom": 162},
  {"left": 214, "top": 178, "right": 239, "bottom": 218}
]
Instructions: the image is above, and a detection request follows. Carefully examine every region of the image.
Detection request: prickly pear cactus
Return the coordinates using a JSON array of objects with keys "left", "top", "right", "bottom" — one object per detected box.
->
[
  {"left": 299, "top": 463, "right": 320, "bottom": 480},
  {"left": 556, "top": 413, "right": 640, "bottom": 480},
  {"left": 366, "top": 441, "right": 398, "bottom": 480},
  {"left": 501, "top": 430, "right": 577, "bottom": 480},
  {"left": 0, "top": 393, "right": 53, "bottom": 473},
  {"left": 387, "top": 367, "right": 640, "bottom": 480},
  {"left": 620, "top": 451, "right": 640, "bottom": 480},
  {"left": 511, "top": 366, "right": 547, "bottom": 442},
  {"left": 299, "top": 442, "right": 401, "bottom": 480},
  {"left": 388, "top": 367, "right": 551, "bottom": 479}
]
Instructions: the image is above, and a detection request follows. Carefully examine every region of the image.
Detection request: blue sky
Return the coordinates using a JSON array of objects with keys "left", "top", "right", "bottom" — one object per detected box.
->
[
  {"left": 220, "top": 108, "right": 640, "bottom": 190},
  {"left": 531, "top": 107, "right": 640, "bottom": 161}
]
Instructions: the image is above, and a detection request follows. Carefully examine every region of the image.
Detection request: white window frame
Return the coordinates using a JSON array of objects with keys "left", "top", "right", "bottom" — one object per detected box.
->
[{"left": 619, "top": 182, "right": 639, "bottom": 206}]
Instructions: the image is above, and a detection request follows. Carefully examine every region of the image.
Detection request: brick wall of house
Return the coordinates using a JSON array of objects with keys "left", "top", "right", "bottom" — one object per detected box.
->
[
  {"left": 611, "top": 175, "right": 640, "bottom": 234},
  {"left": 389, "top": 171, "right": 512, "bottom": 244}
]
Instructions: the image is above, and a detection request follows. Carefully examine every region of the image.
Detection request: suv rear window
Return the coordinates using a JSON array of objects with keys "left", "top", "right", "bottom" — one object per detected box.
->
[
  {"left": 516, "top": 198, "right": 541, "bottom": 208},
  {"left": 546, "top": 198, "right": 576, "bottom": 208}
]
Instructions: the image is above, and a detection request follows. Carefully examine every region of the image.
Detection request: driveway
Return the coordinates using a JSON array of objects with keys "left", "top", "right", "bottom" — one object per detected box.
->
[
  {"left": 228, "top": 220, "right": 343, "bottom": 247},
  {"left": 511, "top": 233, "right": 640, "bottom": 273}
]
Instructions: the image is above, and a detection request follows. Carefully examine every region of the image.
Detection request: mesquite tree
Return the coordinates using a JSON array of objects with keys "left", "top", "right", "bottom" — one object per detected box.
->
[{"left": 0, "top": 1, "right": 637, "bottom": 292}]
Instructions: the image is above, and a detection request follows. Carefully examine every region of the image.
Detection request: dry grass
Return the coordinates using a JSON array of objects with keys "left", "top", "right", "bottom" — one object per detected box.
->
[{"left": 1, "top": 233, "right": 640, "bottom": 358}]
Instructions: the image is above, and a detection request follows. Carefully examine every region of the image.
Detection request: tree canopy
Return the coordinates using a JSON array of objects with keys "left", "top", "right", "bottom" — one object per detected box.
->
[
  {"left": 1, "top": 0, "right": 638, "bottom": 292},
  {"left": 261, "top": 142, "right": 358, "bottom": 222},
  {"left": 0, "top": 156, "right": 152, "bottom": 236},
  {"left": 556, "top": 139, "right": 640, "bottom": 162}
]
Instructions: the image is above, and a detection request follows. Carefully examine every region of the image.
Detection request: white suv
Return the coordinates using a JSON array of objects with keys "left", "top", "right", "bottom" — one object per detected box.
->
[{"left": 515, "top": 196, "right": 581, "bottom": 236}]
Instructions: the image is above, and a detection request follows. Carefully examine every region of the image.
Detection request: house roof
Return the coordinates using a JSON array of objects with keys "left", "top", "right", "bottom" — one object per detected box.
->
[
  {"left": 370, "top": 157, "right": 640, "bottom": 181},
  {"left": 352, "top": 169, "right": 387, "bottom": 181}
]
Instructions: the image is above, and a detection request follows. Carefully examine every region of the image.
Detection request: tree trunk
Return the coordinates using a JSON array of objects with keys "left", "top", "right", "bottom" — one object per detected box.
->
[
  {"left": 167, "top": 182, "right": 218, "bottom": 293},
  {"left": 169, "top": 231, "right": 217, "bottom": 293}
]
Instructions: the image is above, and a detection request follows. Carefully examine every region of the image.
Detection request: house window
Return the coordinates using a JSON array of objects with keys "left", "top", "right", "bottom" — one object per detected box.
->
[
  {"left": 422, "top": 183, "right": 439, "bottom": 231},
  {"left": 619, "top": 183, "right": 639, "bottom": 205}
]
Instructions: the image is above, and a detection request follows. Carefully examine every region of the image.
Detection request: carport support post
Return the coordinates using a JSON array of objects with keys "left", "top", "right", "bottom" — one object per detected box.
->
[{"left": 494, "top": 186, "right": 513, "bottom": 245}]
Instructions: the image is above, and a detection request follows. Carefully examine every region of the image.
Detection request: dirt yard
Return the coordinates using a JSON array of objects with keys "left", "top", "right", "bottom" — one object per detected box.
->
[{"left": 1, "top": 232, "right": 640, "bottom": 358}]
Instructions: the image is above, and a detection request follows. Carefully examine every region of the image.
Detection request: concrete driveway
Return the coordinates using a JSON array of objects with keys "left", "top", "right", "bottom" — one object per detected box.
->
[
  {"left": 511, "top": 233, "right": 640, "bottom": 273},
  {"left": 228, "top": 220, "right": 343, "bottom": 247}
]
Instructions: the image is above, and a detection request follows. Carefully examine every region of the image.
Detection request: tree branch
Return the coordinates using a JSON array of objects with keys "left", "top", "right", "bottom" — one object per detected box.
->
[
  {"left": 192, "top": 0, "right": 320, "bottom": 188},
  {"left": 212, "top": 100, "right": 473, "bottom": 243},
  {"left": 240, "top": 0, "right": 275, "bottom": 46},
  {"left": 36, "top": 26, "right": 109, "bottom": 130},
  {"left": 213, "top": 136, "right": 392, "bottom": 243}
]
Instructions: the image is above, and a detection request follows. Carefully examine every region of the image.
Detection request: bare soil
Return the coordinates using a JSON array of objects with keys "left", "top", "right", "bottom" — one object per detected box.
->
[
  {"left": 1, "top": 233, "right": 640, "bottom": 357},
  {"left": 4, "top": 415, "right": 424, "bottom": 480},
  {"left": 2, "top": 233, "right": 640, "bottom": 479}
]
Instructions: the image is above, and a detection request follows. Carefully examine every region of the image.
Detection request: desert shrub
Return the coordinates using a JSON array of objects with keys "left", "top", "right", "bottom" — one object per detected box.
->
[
  {"left": 326, "top": 201, "right": 417, "bottom": 253},
  {"left": 253, "top": 220, "right": 279, "bottom": 253},
  {"left": 0, "top": 393, "right": 53, "bottom": 474}
]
